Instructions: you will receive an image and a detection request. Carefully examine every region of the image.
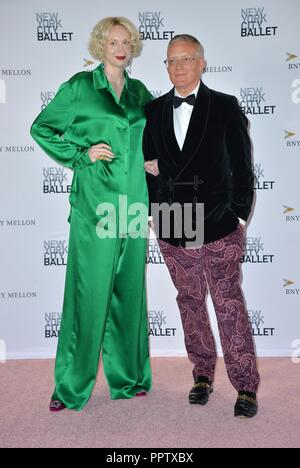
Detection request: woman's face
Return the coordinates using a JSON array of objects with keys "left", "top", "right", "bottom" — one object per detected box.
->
[{"left": 103, "top": 25, "right": 132, "bottom": 69}]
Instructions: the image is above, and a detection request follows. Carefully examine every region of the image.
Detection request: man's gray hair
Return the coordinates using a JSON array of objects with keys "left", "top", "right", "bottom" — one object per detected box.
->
[{"left": 168, "top": 34, "right": 204, "bottom": 58}]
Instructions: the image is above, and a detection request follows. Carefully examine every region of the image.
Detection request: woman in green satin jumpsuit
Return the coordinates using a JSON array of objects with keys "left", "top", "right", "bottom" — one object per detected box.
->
[{"left": 30, "top": 17, "right": 152, "bottom": 411}]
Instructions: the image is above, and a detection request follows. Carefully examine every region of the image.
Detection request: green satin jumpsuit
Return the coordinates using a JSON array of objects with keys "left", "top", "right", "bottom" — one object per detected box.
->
[{"left": 31, "top": 64, "right": 152, "bottom": 410}]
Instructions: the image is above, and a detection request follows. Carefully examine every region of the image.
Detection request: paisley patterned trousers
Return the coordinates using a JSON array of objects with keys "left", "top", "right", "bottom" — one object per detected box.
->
[{"left": 158, "top": 225, "right": 260, "bottom": 392}]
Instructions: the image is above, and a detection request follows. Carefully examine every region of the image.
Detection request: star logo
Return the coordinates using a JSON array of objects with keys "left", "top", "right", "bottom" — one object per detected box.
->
[
  {"left": 286, "top": 52, "right": 298, "bottom": 62},
  {"left": 284, "top": 130, "right": 296, "bottom": 139},
  {"left": 283, "top": 206, "right": 295, "bottom": 214},
  {"left": 283, "top": 279, "right": 295, "bottom": 287},
  {"left": 83, "top": 58, "right": 95, "bottom": 67}
]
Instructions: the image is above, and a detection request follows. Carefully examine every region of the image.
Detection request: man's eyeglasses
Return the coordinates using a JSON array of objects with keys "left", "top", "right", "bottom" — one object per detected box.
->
[{"left": 164, "top": 56, "right": 197, "bottom": 68}]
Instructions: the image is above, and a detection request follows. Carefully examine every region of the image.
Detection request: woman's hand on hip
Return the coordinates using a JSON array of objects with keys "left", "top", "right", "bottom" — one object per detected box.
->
[{"left": 88, "top": 143, "right": 114, "bottom": 163}]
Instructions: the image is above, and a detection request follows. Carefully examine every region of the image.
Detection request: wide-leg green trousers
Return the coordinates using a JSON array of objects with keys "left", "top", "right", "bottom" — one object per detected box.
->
[{"left": 52, "top": 210, "right": 152, "bottom": 411}]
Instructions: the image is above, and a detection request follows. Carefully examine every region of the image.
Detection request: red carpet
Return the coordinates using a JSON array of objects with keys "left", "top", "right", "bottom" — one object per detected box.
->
[{"left": 0, "top": 357, "right": 299, "bottom": 448}]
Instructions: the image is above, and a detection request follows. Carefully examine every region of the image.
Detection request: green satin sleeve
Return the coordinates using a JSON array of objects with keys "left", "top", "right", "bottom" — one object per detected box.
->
[{"left": 30, "top": 81, "right": 92, "bottom": 170}]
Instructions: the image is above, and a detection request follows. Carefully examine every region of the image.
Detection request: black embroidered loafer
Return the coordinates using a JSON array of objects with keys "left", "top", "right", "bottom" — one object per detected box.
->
[
  {"left": 49, "top": 399, "right": 66, "bottom": 412},
  {"left": 234, "top": 391, "right": 258, "bottom": 418},
  {"left": 189, "top": 376, "right": 213, "bottom": 405}
]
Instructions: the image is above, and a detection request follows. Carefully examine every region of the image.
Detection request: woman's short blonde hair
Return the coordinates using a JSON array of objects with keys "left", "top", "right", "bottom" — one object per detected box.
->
[{"left": 88, "top": 17, "right": 142, "bottom": 62}]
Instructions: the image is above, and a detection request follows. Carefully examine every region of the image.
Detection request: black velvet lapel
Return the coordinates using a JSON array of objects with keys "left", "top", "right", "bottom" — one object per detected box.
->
[
  {"left": 162, "top": 89, "right": 180, "bottom": 167},
  {"left": 161, "top": 82, "right": 211, "bottom": 177},
  {"left": 176, "top": 82, "right": 211, "bottom": 180}
]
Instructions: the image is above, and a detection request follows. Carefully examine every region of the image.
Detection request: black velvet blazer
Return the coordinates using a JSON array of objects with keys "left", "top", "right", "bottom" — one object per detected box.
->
[{"left": 143, "top": 82, "right": 254, "bottom": 246}]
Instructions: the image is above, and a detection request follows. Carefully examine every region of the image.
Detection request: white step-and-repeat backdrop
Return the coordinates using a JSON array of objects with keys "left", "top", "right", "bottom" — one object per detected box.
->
[{"left": 0, "top": 0, "right": 299, "bottom": 360}]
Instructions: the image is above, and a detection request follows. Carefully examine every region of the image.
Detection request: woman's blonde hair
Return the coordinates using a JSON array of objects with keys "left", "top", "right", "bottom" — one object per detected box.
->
[{"left": 88, "top": 17, "right": 142, "bottom": 62}]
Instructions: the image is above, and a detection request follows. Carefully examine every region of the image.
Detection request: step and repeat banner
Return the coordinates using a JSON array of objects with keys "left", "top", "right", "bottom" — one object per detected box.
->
[{"left": 0, "top": 0, "right": 299, "bottom": 360}]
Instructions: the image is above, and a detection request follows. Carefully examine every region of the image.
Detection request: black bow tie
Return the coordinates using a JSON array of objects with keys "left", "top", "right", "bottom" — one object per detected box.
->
[{"left": 173, "top": 94, "right": 196, "bottom": 108}]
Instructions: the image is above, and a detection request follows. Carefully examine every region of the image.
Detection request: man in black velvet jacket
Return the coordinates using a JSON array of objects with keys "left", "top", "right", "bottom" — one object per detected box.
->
[{"left": 143, "top": 34, "right": 260, "bottom": 418}]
